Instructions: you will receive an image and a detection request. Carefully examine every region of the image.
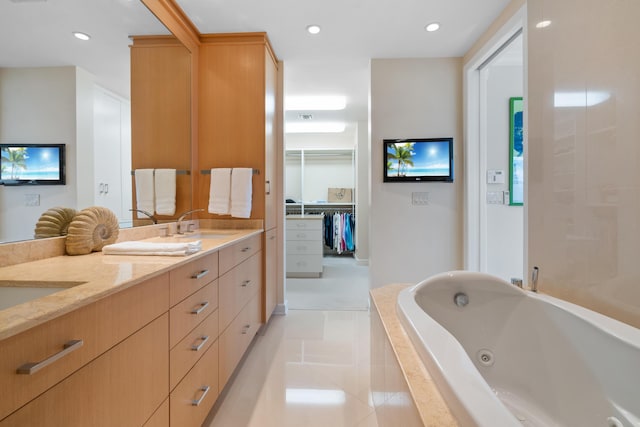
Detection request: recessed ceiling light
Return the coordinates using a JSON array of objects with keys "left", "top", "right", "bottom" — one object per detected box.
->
[
  {"left": 285, "top": 122, "right": 346, "bottom": 134},
  {"left": 425, "top": 22, "right": 440, "bottom": 32},
  {"left": 535, "top": 20, "right": 551, "bottom": 28},
  {"left": 285, "top": 96, "right": 346, "bottom": 111},
  {"left": 306, "top": 25, "right": 321, "bottom": 35},
  {"left": 73, "top": 32, "right": 91, "bottom": 41}
]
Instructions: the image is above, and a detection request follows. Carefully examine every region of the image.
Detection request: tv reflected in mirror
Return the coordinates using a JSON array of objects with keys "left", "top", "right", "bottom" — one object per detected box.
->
[
  {"left": 383, "top": 138, "right": 453, "bottom": 182},
  {"left": 0, "top": 143, "right": 66, "bottom": 185}
]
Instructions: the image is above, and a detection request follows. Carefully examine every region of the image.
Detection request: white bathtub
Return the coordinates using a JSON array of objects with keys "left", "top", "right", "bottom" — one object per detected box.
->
[{"left": 397, "top": 271, "right": 640, "bottom": 427}]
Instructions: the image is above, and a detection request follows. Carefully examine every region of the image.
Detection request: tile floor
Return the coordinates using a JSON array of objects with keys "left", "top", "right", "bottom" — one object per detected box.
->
[{"left": 204, "top": 310, "right": 379, "bottom": 427}]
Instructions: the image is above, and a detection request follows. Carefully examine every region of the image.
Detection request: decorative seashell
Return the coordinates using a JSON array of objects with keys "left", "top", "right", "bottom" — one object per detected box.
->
[
  {"left": 65, "top": 206, "right": 119, "bottom": 255},
  {"left": 34, "top": 207, "right": 78, "bottom": 239}
]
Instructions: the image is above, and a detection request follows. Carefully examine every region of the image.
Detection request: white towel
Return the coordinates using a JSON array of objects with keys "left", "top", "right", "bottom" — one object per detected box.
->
[
  {"left": 154, "top": 169, "right": 176, "bottom": 215},
  {"left": 102, "top": 240, "right": 202, "bottom": 256},
  {"left": 208, "top": 168, "right": 231, "bottom": 215},
  {"left": 230, "top": 168, "right": 253, "bottom": 218},
  {"left": 135, "top": 169, "right": 155, "bottom": 214}
]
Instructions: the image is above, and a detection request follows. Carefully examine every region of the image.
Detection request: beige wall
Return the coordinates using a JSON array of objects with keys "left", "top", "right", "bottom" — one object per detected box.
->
[
  {"left": 527, "top": 0, "right": 640, "bottom": 328},
  {"left": 370, "top": 58, "right": 463, "bottom": 288}
]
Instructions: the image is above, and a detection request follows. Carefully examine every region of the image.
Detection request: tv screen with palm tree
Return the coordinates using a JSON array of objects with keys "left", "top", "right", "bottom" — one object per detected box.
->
[
  {"left": 0, "top": 144, "right": 66, "bottom": 185},
  {"left": 383, "top": 138, "right": 453, "bottom": 182}
]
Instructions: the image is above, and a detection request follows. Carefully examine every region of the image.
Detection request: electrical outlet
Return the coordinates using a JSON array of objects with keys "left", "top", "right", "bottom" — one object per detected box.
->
[
  {"left": 25, "top": 194, "right": 40, "bottom": 207},
  {"left": 411, "top": 192, "right": 429, "bottom": 205}
]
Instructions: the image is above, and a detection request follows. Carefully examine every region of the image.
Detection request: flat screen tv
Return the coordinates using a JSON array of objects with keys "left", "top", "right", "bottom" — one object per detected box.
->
[
  {"left": 383, "top": 138, "right": 453, "bottom": 182},
  {"left": 0, "top": 143, "right": 66, "bottom": 185}
]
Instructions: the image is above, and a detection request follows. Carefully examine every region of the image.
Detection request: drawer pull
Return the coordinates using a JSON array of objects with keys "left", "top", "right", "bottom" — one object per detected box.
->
[
  {"left": 191, "top": 269, "right": 209, "bottom": 280},
  {"left": 241, "top": 247, "right": 251, "bottom": 253},
  {"left": 191, "top": 335, "right": 210, "bottom": 352},
  {"left": 17, "top": 339, "right": 84, "bottom": 375},
  {"left": 190, "top": 301, "right": 210, "bottom": 315},
  {"left": 191, "top": 385, "right": 211, "bottom": 406},
  {"left": 241, "top": 324, "right": 251, "bottom": 334},
  {"left": 241, "top": 280, "right": 251, "bottom": 287}
]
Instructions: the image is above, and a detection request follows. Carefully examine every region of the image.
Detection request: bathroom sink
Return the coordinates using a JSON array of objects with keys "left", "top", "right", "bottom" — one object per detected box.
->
[{"left": 0, "top": 280, "right": 86, "bottom": 311}]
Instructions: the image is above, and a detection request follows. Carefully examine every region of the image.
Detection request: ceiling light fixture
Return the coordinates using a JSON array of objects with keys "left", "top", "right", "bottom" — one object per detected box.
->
[
  {"left": 306, "top": 25, "right": 321, "bottom": 35},
  {"left": 535, "top": 20, "right": 551, "bottom": 28},
  {"left": 73, "top": 31, "right": 91, "bottom": 41},
  {"left": 425, "top": 22, "right": 440, "bottom": 32},
  {"left": 285, "top": 95, "right": 346, "bottom": 111},
  {"left": 285, "top": 122, "right": 346, "bottom": 134}
]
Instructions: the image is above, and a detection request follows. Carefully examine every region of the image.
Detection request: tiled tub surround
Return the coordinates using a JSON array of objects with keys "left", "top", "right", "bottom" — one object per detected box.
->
[
  {"left": 396, "top": 272, "right": 640, "bottom": 427},
  {"left": 370, "top": 284, "right": 457, "bottom": 427}
]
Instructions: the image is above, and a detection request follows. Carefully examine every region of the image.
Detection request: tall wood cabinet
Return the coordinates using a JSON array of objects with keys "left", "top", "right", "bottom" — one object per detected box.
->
[{"left": 197, "top": 33, "right": 279, "bottom": 323}]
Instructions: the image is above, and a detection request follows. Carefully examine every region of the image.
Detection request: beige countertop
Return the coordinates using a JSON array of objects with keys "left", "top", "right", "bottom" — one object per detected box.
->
[
  {"left": 370, "top": 284, "right": 458, "bottom": 427},
  {"left": 0, "top": 228, "right": 262, "bottom": 341}
]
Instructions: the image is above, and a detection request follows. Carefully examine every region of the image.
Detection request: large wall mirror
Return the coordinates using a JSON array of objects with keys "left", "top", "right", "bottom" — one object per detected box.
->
[{"left": 0, "top": 0, "right": 191, "bottom": 243}]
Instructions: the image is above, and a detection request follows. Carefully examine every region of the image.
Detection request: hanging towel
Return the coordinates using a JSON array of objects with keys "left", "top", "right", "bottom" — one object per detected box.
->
[
  {"left": 135, "top": 169, "right": 155, "bottom": 214},
  {"left": 208, "top": 168, "right": 231, "bottom": 215},
  {"left": 230, "top": 168, "right": 253, "bottom": 218},
  {"left": 154, "top": 169, "right": 176, "bottom": 215}
]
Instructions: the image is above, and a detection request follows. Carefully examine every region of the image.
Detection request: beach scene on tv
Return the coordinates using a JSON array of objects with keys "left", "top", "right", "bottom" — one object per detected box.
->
[
  {"left": 386, "top": 141, "right": 450, "bottom": 177},
  {"left": 1, "top": 146, "right": 61, "bottom": 180}
]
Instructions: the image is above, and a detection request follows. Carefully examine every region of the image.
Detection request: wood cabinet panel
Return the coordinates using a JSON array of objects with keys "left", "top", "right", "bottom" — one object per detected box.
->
[
  {"left": 170, "top": 340, "right": 219, "bottom": 427},
  {"left": 0, "top": 273, "right": 169, "bottom": 420},
  {"left": 264, "top": 228, "right": 277, "bottom": 322},
  {"left": 170, "top": 308, "right": 218, "bottom": 391},
  {"left": 219, "top": 233, "right": 261, "bottom": 274},
  {"left": 169, "top": 252, "right": 218, "bottom": 306},
  {"left": 169, "top": 280, "right": 218, "bottom": 349},
  {"left": 144, "top": 398, "right": 169, "bottom": 427},
  {"left": 0, "top": 314, "right": 169, "bottom": 427},
  {"left": 218, "top": 252, "right": 261, "bottom": 332}
]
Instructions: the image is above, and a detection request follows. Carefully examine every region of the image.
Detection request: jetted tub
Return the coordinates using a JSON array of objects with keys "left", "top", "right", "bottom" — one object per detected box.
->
[{"left": 397, "top": 271, "right": 640, "bottom": 427}]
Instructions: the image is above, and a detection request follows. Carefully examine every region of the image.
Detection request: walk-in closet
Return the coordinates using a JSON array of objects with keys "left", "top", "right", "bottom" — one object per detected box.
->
[{"left": 285, "top": 148, "right": 369, "bottom": 310}]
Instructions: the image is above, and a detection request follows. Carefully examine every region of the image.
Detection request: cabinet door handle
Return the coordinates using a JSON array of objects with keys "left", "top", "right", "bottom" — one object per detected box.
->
[
  {"left": 241, "top": 247, "right": 251, "bottom": 253},
  {"left": 241, "top": 280, "right": 251, "bottom": 287},
  {"left": 269, "top": 235, "right": 276, "bottom": 240},
  {"left": 241, "top": 324, "right": 251, "bottom": 334},
  {"left": 190, "top": 301, "right": 210, "bottom": 315},
  {"left": 191, "top": 269, "right": 209, "bottom": 280},
  {"left": 191, "top": 335, "right": 210, "bottom": 352},
  {"left": 17, "top": 339, "right": 84, "bottom": 375},
  {"left": 191, "top": 385, "right": 210, "bottom": 406},
  {"left": 265, "top": 180, "right": 271, "bottom": 195}
]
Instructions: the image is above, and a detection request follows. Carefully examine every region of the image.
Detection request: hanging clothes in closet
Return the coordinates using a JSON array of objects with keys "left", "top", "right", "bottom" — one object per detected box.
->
[{"left": 323, "top": 212, "right": 355, "bottom": 254}]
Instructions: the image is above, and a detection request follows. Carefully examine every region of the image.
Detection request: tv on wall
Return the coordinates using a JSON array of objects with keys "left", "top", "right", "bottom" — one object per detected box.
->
[
  {"left": 0, "top": 143, "right": 66, "bottom": 185},
  {"left": 383, "top": 138, "right": 453, "bottom": 182}
]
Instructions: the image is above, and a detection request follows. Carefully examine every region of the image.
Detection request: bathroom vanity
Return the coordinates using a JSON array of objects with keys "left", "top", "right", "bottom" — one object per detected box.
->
[{"left": 0, "top": 228, "right": 263, "bottom": 426}]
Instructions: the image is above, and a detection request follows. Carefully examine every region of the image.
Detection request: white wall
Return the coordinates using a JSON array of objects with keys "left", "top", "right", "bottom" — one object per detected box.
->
[
  {"left": 0, "top": 67, "right": 78, "bottom": 242},
  {"left": 370, "top": 58, "right": 463, "bottom": 288},
  {"left": 485, "top": 64, "right": 524, "bottom": 281},
  {"left": 355, "top": 118, "right": 369, "bottom": 262}
]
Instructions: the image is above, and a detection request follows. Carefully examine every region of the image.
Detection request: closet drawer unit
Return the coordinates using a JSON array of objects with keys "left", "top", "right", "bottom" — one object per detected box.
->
[
  {"left": 169, "top": 280, "right": 218, "bottom": 349},
  {"left": 287, "top": 228, "right": 322, "bottom": 242},
  {"left": 170, "top": 339, "right": 219, "bottom": 427},
  {"left": 169, "top": 308, "right": 218, "bottom": 391},
  {"left": 286, "top": 217, "right": 322, "bottom": 231},
  {"left": 286, "top": 254, "right": 323, "bottom": 275},
  {"left": 286, "top": 240, "right": 322, "bottom": 255},
  {"left": 0, "top": 273, "right": 169, "bottom": 421},
  {"left": 219, "top": 234, "right": 261, "bottom": 275},
  {"left": 169, "top": 252, "right": 218, "bottom": 306},
  {"left": 219, "top": 252, "right": 262, "bottom": 333}
]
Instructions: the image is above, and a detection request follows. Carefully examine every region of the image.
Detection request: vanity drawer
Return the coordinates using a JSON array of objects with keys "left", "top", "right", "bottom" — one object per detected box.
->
[
  {"left": 218, "top": 252, "right": 262, "bottom": 332},
  {"left": 144, "top": 398, "right": 169, "bottom": 427},
  {"left": 219, "top": 234, "right": 261, "bottom": 275},
  {"left": 170, "top": 340, "right": 219, "bottom": 427},
  {"left": 169, "top": 252, "right": 218, "bottom": 306},
  {"left": 0, "top": 273, "right": 169, "bottom": 421},
  {"left": 169, "top": 280, "right": 218, "bottom": 349},
  {"left": 170, "top": 309, "right": 218, "bottom": 391}
]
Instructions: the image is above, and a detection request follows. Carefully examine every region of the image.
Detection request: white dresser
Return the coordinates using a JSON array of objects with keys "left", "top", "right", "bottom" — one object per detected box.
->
[{"left": 286, "top": 215, "right": 323, "bottom": 277}]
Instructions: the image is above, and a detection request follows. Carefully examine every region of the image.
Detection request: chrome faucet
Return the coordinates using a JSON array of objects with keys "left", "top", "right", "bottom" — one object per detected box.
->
[
  {"left": 176, "top": 209, "right": 204, "bottom": 234},
  {"left": 129, "top": 208, "right": 157, "bottom": 224}
]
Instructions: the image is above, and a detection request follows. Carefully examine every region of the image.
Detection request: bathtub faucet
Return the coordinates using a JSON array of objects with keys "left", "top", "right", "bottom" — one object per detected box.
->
[{"left": 531, "top": 266, "right": 539, "bottom": 292}]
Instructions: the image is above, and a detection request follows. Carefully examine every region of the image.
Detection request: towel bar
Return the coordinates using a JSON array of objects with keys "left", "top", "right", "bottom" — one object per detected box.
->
[
  {"left": 200, "top": 169, "right": 260, "bottom": 175},
  {"left": 130, "top": 170, "right": 190, "bottom": 175}
]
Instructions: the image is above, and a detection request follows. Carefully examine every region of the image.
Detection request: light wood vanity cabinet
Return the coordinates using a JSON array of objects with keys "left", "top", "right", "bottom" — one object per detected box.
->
[{"left": 0, "top": 274, "right": 170, "bottom": 425}]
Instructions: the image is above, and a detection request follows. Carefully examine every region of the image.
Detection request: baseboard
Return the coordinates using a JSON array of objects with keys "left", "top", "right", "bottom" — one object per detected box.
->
[
  {"left": 274, "top": 302, "right": 288, "bottom": 315},
  {"left": 354, "top": 255, "right": 369, "bottom": 266}
]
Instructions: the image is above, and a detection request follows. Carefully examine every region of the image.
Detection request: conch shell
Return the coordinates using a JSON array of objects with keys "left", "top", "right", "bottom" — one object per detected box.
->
[
  {"left": 65, "top": 206, "right": 119, "bottom": 255},
  {"left": 34, "top": 207, "right": 78, "bottom": 238}
]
